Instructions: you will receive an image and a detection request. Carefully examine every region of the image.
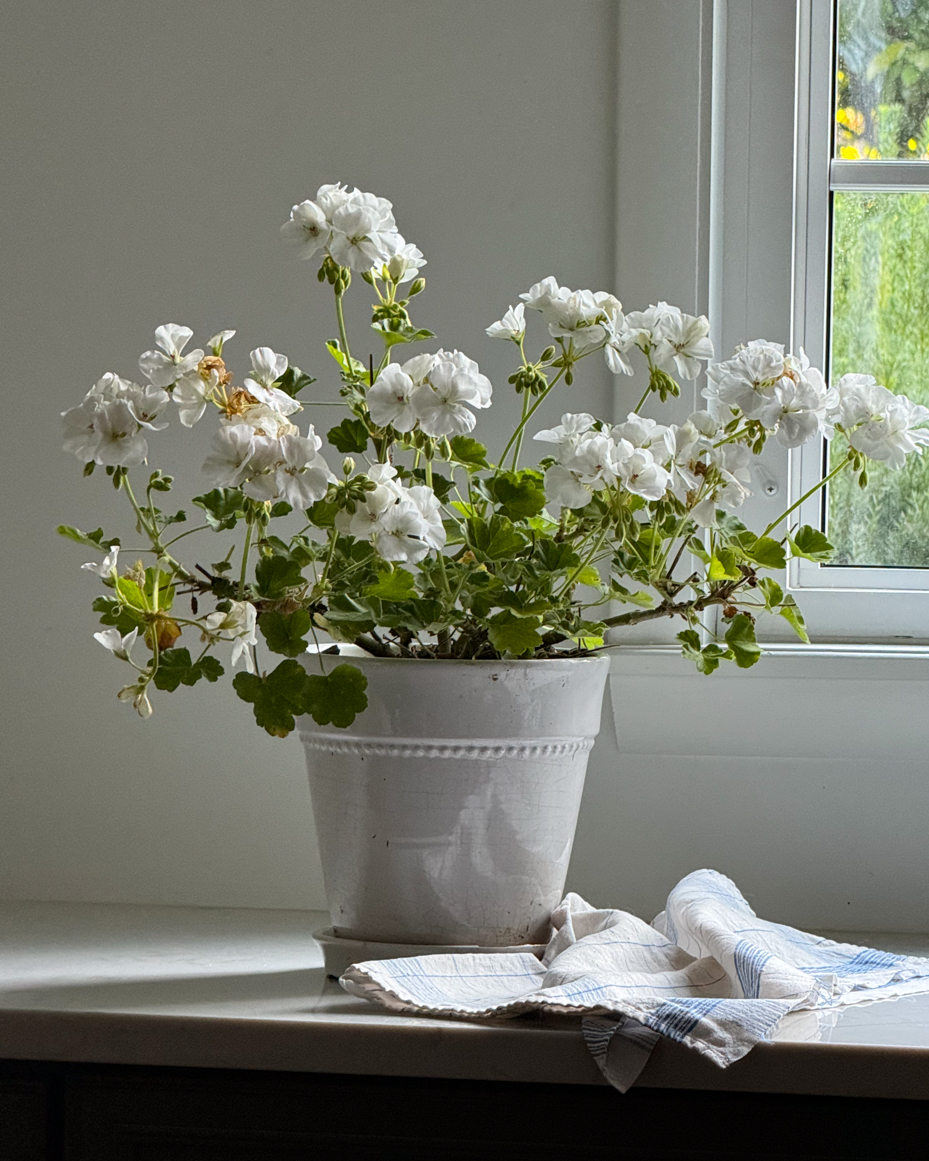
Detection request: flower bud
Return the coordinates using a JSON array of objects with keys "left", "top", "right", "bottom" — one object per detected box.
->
[
  {"left": 342, "top": 456, "right": 356, "bottom": 476},
  {"left": 408, "top": 277, "right": 426, "bottom": 297},
  {"left": 541, "top": 345, "right": 556, "bottom": 362}
]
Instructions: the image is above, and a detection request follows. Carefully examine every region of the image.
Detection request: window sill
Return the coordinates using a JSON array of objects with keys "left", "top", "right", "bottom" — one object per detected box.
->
[{"left": 607, "top": 642, "right": 929, "bottom": 681}]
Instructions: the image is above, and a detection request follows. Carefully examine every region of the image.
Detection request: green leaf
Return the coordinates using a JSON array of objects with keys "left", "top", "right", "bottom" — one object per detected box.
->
[
  {"left": 756, "top": 577, "right": 784, "bottom": 611},
  {"left": 327, "top": 418, "right": 370, "bottom": 454},
  {"left": 258, "top": 609, "right": 312, "bottom": 658},
  {"left": 115, "top": 576, "right": 147, "bottom": 611},
  {"left": 152, "top": 648, "right": 224, "bottom": 692},
  {"left": 254, "top": 555, "right": 303, "bottom": 599},
  {"left": 192, "top": 488, "right": 246, "bottom": 532},
  {"left": 486, "top": 470, "right": 546, "bottom": 520},
  {"left": 487, "top": 610, "right": 542, "bottom": 656},
  {"left": 447, "top": 435, "right": 490, "bottom": 472},
  {"left": 466, "top": 516, "right": 527, "bottom": 561},
  {"left": 788, "top": 525, "right": 833, "bottom": 563},
  {"left": 371, "top": 322, "right": 435, "bottom": 349},
  {"left": 724, "top": 615, "right": 762, "bottom": 669},
  {"left": 535, "top": 539, "right": 580, "bottom": 573},
  {"left": 364, "top": 568, "right": 417, "bottom": 600},
  {"left": 325, "top": 340, "right": 367, "bottom": 379},
  {"left": 779, "top": 598, "right": 810, "bottom": 644},
  {"left": 143, "top": 567, "right": 175, "bottom": 613},
  {"left": 575, "top": 566, "right": 602, "bottom": 588},
  {"left": 677, "top": 630, "right": 729, "bottom": 675},
  {"left": 274, "top": 366, "right": 316, "bottom": 398},
  {"left": 688, "top": 537, "right": 711, "bottom": 565},
  {"left": 269, "top": 502, "right": 293, "bottom": 519},
  {"left": 746, "top": 536, "right": 787, "bottom": 570},
  {"left": 92, "top": 596, "right": 138, "bottom": 635},
  {"left": 307, "top": 496, "right": 340, "bottom": 528},
  {"left": 57, "top": 525, "right": 120, "bottom": 550},
  {"left": 302, "top": 663, "right": 368, "bottom": 728},
  {"left": 708, "top": 548, "right": 741, "bottom": 581},
  {"left": 609, "top": 583, "right": 655, "bottom": 608},
  {"left": 233, "top": 659, "right": 310, "bottom": 738}
]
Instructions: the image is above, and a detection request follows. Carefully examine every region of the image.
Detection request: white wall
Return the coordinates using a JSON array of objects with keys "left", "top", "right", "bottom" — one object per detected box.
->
[{"left": 2, "top": 0, "right": 927, "bottom": 934}]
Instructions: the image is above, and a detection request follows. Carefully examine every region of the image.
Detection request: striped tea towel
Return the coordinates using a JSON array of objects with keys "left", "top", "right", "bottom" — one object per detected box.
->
[{"left": 341, "top": 869, "right": 929, "bottom": 1091}]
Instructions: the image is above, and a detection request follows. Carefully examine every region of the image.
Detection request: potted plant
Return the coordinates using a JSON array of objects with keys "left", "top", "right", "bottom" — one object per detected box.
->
[{"left": 60, "top": 182, "right": 929, "bottom": 949}]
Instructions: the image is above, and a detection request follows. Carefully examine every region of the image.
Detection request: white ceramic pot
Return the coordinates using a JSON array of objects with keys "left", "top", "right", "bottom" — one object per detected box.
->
[{"left": 298, "top": 650, "right": 610, "bottom": 947}]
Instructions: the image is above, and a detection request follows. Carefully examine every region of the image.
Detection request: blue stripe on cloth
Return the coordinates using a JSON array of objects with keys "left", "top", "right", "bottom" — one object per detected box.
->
[{"left": 733, "top": 939, "right": 771, "bottom": 998}]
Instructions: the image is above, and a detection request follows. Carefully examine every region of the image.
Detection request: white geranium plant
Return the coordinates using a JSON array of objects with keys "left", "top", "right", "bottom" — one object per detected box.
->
[{"left": 60, "top": 183, "right": 929, "bottom": 736}]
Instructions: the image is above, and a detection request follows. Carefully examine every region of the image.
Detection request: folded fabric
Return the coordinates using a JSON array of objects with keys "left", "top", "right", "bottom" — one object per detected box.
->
[{"left": 341, "top": 869, "right": 929, "bottom": 1091}]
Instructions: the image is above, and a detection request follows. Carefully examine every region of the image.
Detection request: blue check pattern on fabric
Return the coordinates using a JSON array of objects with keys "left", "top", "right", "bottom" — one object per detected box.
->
[{"left": 341, "top": 869, "right": 929, "bottom": 1090}]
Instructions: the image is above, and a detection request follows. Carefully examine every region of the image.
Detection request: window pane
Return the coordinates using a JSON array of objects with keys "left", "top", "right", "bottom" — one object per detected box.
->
[
  {"left": 836, "top": 0, "right": 929, "bottom": 160},
  {"left": 827, "top": 189, "right": 929, "bottom": 566}
]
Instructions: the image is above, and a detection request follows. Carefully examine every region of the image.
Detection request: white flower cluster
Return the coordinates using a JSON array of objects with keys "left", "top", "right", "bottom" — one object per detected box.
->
[
  {"left": 367, "top": 350, "right": 492, "bottom": 437},
  {"left": 61, "top": 370, "right": 170, "bottom": 468},
  {"left": 705, "top": 341, "right": 929, "bottom": 462},
  {"left": 200, "top": 346, "right": 333, "bottom": 508},
  {"left": 506, "top": 281, "right": 714, "bottom": 380},
  {"left": 280, "top": 183, "right": 426, "bottom": 281},
  {"left": 536, "top": 410, "right": 755, "bottom": 526},
  {"left": 337, "top": 464, "right": 446, "bottom": 565}
]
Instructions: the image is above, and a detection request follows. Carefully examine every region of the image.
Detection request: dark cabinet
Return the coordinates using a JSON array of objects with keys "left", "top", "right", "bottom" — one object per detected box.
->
[{"left": 3, "top": 1059, "right": 929, "bottom": 1160}]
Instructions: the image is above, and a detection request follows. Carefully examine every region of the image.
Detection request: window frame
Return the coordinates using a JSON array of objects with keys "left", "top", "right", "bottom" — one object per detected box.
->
[{"left": 786, "top": 0, "right": 929, "bottom": 641}]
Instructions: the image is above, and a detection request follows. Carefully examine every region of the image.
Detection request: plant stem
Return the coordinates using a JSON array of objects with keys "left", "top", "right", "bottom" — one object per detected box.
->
[
  {"left": 425, "top": 458, "right": 453, "bottom": 599},
  {"left": 238, "top": 519, "right": 254, "bottom": 600},
  {"left": 335, "top": 288, "right": 352, "bottom": 366},
  {"left": 761, "top": 452, "right": 851, "bottom": 538},
  {"left": 497, "top": 367, "right": 566, "bottom": 468},
  {"left": 510, "top": 390, "right": 532, "bottom": 471},
  {"left": 122, "top": 476, "right": 193, "bottom": 581}
]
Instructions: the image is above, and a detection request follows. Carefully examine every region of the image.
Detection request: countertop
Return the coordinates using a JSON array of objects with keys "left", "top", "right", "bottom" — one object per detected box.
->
[{"left": 1, "top": 900, "right": 928, "bottom": 1100}]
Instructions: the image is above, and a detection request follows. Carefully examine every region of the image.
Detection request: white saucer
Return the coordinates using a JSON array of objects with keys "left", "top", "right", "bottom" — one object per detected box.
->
[{"left": 313, "top": 926, "right": 546, "bottom": 979}]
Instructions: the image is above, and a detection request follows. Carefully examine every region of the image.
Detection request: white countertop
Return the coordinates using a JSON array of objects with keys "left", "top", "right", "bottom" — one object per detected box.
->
[{"left": 1, "top": 900, "right": 928, "bottom": 1099}]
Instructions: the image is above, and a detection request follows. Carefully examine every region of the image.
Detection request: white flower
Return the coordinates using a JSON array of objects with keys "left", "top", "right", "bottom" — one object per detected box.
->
[
  {"left": 347, "top": 482, "right": 403, "bottom": 541},
  {"left": 315, "top": 182, "right": 354, "bottom": 220},
  {"left": 371, "top": 502, "right": 431, "bottom": 564},
  {"left": 380, "top": 234, "right": 426, "bottom": 283},
  {"left": 611, "top": 413, "right": 670, "bottom": 452},
  {"left": 411, "top": 363, "right": 479, "bottom": 437},
  {"left": 542, "top": 287, "right": 606, "bottom": 352},
  {"left": 368, "top": 364, "right": 418, "bottom": 432},
  {"left": 242, "top": 433, "right": 333, "bottom": 507},
  {"left": 204, "top": 601, "right": 258, "bottom": 673},
  {"left": 94, "top": 626, "right": 138, "bottom": 661},
  {"left": 432, "top": 349, "right": 493, "bottom": 408},
  {"left": 401, "top": 352, "right": 436, "bottom": 385},
  {"left": 61, "top": 398, "right": 103, "bottom": 462},
  {"left": 615, "top": 445, "right": 672, "bottom": 501},
  {"left": 652, "top": 311, "right": 714, "bottom": 380},
  {"left": 406, "top": 484, "right": 446, "bottom": 551},
  {"left": 704, "top": 340, "right": 785, "bottom": 416},
  {"left": 117, "top": 682, "right": 153, "bottom": 718},
  {"left": 173, "top": 366, "right": 217, "bottom": 428},
  {"left": 82, "top": 545, "right": 119, "bottom": 578},
  {"left": 85, "top": 372, "right": 133, "bottom": 402},
  {"left": 244, "top": 347, "right": 301, "bottom": 416},
  {"left": 534, "top": 412, "right": 596, "bottom": 450},
  {"left": 486, "top": 303, "right": 526, "bottom": 341},
  {"left": 280, "top": 199, "right": 331, "bottom": 260},
  {"left": 622, "top": 302, "right": 680, "bottom": 348},
  {"left": 544, "top": 464, "right": 595, "bottom": 513},
  {"left": 122, "top": 383, "right": 171, "bottom": 431},
  {"left": 93, "top": 400, "right": 149, "bottom": 467},
  {"left": 139, "top": 325, "right": 203, "bottom": 389},
  {"left": 208, "top": 329, "right": 235, "bottom": 356},
  {"left": 602, "top": 304, "right": 634, "bottom": 375},
  {"left": 329, "top": 202, "right": 389, "bottom": 270},
  {"left": 520, "top": 276, "right": 563, "bottom": 314},
  {"left": 563, "top": 433, "right": 622, "bottom": 487},
  {"left": 841, "top": 381, "right": 929, "bottom": 469},
  {"left": 756, "top": 368, "right": 834, "bottom": 448},
  {"left": 202, "top": 424, "right": 255, "bottom": 487}
]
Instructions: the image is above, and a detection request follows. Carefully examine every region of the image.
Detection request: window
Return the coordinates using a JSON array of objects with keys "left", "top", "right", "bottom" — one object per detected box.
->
[{"left": 789, "top": 0, "right": 929, "bottom": 640}]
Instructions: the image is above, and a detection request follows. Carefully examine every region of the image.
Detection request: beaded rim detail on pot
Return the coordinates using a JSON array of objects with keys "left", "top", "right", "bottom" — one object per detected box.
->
[{"left": 297, "top": 734, "right": 595, "bottom": 760}]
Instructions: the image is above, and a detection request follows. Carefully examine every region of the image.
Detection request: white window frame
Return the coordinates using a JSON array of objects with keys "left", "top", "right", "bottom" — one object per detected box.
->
[{"left": 787, "top": 0, "right": 929, "bottom": 641}]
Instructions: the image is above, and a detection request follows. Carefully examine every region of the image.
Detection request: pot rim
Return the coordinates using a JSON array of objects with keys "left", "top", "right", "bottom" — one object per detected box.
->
[{"left": 305, "top": 645, "right": 611, "bottom": 668}]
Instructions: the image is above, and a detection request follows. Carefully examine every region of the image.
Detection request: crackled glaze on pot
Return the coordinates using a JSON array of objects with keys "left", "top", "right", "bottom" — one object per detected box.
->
[{"left": 298, "top": 653, "right": 610, "bottom": 947}]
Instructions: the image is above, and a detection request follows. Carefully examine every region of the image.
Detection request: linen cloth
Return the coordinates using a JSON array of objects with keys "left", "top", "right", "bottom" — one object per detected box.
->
[{"left": 341, "top": 869, "right": 929, "bottom": 1091}]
